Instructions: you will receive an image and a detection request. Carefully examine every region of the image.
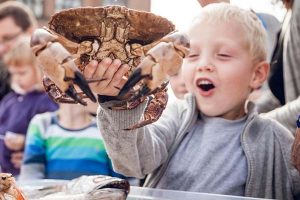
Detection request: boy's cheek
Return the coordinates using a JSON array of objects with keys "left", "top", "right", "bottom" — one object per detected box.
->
[{"left": 182, "top": 79, "right": 194, "bottom": 94}]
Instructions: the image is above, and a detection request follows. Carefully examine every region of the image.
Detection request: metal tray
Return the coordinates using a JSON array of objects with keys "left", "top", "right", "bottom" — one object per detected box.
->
[{"left": 19, "top": 179, "right": 270, "bottom": 200}]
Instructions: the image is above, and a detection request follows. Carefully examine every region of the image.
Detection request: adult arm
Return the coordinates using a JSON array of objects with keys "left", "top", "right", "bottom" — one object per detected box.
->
[
  {"left": 284, "top": 0, "right": 300, "bottom": 102},
  {"left": 260, "top": 96, "right": 300, "bottom": 134},
  {"left": 260, "top": 1, "right": 300, "bottom": 134}
]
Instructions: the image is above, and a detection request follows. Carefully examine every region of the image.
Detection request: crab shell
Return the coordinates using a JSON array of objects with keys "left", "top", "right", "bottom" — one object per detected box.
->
[{"left": 48, "top": 6, "right": 175, "bottom": 73}]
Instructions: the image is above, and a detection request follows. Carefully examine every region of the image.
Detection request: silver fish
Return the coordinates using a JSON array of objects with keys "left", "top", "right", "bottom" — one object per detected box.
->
[{"left": 22, "top": 175, "right": 130, "bottom": 200}]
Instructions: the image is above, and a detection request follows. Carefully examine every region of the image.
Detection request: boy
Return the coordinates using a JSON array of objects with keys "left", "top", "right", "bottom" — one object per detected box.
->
[
  {"left": 85, "top": 4, "right": 300, "bottom": 199},
  {"left": 19, "top": 101, "right": 122, "bottom": 180},
  {"left": 0, "top": 36, "right": 58, "bottom": 176},
  {"left": 169, "top": 0, "right": 229, "bottom": 101}
]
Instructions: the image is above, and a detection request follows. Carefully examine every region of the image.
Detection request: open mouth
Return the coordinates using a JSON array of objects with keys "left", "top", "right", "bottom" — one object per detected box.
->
[{"left": 197, "top": 79, "right": 215, "bottom": 92}]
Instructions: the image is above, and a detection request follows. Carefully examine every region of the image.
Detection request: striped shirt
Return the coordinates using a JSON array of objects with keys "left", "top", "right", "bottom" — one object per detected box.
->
[{"left": 20, "top": 112, "right": 122, "bottom": 180}]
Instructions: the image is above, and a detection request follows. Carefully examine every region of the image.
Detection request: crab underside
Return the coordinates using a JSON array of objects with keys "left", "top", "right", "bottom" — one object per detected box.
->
[{"left": 31, "top": 6, "right": 190, "bottom": 130}]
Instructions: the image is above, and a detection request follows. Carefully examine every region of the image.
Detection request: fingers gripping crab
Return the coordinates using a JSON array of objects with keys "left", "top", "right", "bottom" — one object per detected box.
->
[
  {"left": 0, "top": 173, "right": 26, "bottom": 200},
  {"left": 31, "top": 6, "right": 190, "bottom": 129}
]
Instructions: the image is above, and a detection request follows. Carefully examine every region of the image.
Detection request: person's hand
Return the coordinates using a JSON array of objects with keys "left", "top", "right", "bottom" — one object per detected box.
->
[
  {"left": 84, "top": 58, "right": 130, "bottom": 96},
  {"left": 4, "top": 132, "right": 25, "bottom": 151},
  {"left": 11, "top": 152, "right": 23, "bottom": 169}
]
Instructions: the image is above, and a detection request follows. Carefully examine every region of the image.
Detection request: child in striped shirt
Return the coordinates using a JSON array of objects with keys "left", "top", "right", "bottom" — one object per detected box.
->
[{"left": 19, "top": 101, "right": 122, "bottom": 180}]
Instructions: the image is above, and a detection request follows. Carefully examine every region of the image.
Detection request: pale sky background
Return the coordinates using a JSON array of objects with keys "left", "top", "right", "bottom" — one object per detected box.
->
[{"left": 151, "top": 0, "right": 286, "bottom": 31}]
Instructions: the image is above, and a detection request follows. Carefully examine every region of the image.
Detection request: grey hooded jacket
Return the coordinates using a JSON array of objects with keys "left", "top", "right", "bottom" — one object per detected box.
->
[{"left": 97, "top": 94, "right": 300, "bottom": 199}]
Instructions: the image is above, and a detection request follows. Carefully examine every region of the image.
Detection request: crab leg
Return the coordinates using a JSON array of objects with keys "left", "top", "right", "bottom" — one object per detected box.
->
[
  {"left": 119, "top": 31, "right": 190, "bottom": 100},
  {"left": 31, "top": 28, "right": 96, "bottom": 105},
  {"left": 123, "top": 83, "right": 168, "bottom": 130}
]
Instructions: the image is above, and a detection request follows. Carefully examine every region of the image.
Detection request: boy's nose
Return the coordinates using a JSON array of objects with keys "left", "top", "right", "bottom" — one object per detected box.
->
[{"left": 196, "top": 64, "right": 215, "bottom": 72}]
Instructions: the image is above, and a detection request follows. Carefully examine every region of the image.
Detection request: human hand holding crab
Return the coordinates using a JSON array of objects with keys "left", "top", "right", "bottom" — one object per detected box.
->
[
  {"left": 83, "top": 58, "right": 130, "bottom": 97},
  {"left": 31, "top": 6, "right": 190, "bottom": 129}
]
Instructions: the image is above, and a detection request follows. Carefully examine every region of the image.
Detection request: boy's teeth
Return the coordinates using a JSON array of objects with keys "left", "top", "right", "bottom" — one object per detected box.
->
[
  {"left": 199, "top": 80, "right": 212, "bottom": 85},
  {"left": 198, "top": 80, "right": 213, "bottom": 86},
  {"left": 197, "top": 79, "right": 215, "bottom": 91}
]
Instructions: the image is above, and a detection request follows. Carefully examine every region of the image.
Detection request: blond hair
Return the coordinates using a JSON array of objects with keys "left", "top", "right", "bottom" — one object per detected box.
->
[
  {"left": 193, "top": 3, "right": 267, "bottom": 62},
  {"left": 4, "top": 36, "right": 42, "bottom": 83},
  {"left": 4, "top": 36, "right": 35, "bottom": 65}
]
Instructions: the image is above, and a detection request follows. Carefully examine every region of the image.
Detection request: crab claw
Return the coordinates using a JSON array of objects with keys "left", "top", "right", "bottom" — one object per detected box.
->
[
  {"left": 31, "top": 28, "right": 96, "bottom": 105},
  {"left": 118, "top": 68, "right": 150, "bottom": 97},
  {"left": 119, "top": 31, "right": 190, "bottom": 101},
  {"left": 65, "top": 71, "right": 97, "bottom": 104}
]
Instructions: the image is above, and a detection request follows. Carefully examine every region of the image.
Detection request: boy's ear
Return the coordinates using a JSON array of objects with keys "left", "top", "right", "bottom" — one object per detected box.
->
[{"left": 250, "top": 61, "right": 269, "bottom": 89}]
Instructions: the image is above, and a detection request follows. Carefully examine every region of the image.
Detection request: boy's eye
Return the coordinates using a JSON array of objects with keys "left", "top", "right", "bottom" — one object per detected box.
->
[
  {"left": 187, "top": 54, "right": 199, "bottom": 58},
  {"left": 216, "top": 53, "right": 232, "bottom": 60},
  {"left": 217, "top": 53, "right": 231, "bottom": 57}
]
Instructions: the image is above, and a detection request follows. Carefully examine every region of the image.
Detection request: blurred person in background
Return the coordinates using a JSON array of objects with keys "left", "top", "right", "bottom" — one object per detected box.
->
[
  {"left": 19, "top": 100, "right": 123, "bottom": 180},
  {"left": 0, "top": 36, "right": 58, "bottom": 176},
  {"left": 169, "top": 68, "right": 188, "bottom": 100},
  {"left": 255, "top": 11, "right": 281, "bottom": 62},
  {"left": 242, "top": 3, "right": 281, "bottom": 105},
  {"left": 0, "top": 1, "right": 37, "bottom": 57},
  {"left": 0, "top": 60, "right": 10, "bottom": 101},
  {"left": 255, "top": 0, "right": 300, "bottom": 133},
  {"left": 0, "top": 1, "right": 38, "bottom": 102}
]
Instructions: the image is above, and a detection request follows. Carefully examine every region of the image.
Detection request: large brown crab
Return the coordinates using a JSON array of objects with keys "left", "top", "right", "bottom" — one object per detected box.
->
[{"left": 31, "top": 6, "right": 190, "bottom": 130}]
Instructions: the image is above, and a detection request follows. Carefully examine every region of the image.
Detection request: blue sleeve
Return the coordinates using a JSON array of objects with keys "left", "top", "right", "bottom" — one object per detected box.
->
[
  {"left": 23, "top": 121, "right": 46, "bottom": 164},
  {"left": 20, "top": 117, "right": 46, "bottom": 180}
]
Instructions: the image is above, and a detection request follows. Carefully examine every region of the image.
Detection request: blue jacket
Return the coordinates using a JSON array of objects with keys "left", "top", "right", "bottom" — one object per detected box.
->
[{"left": 0, "top": 90, "right": 58, "bottom": 175}]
